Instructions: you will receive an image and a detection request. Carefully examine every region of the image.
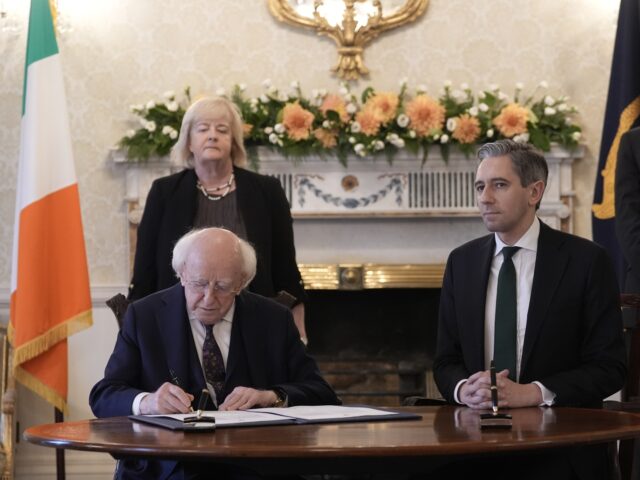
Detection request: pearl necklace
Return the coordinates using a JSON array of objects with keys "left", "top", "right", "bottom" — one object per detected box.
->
[{"left": 196, "top": 173, "right": 235, "bottom": 201}]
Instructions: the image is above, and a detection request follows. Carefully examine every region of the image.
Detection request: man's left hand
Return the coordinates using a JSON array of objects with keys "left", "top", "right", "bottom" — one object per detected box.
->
[
  {"left": 495, "top": 370, "right": 543, "bottom": 408},
  {"left": 218, "top": 387, "right": 278, "bottom": 411}
]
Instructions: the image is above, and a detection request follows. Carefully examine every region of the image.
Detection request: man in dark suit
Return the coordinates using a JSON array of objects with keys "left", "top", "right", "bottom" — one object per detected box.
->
[
  {"left": 616, "top": 127, "right": 640, "bottom": 295},
  {"left": 90, "top": 227, "right": 339, "bottom": 479},
  {"left": 433, "top": 140, "right": 626, "bottom": 479}
]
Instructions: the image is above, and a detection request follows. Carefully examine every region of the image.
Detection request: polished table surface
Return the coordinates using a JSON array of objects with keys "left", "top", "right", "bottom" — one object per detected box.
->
[{"left": 24, "top": 406, "right": 640, "bottom": 474}]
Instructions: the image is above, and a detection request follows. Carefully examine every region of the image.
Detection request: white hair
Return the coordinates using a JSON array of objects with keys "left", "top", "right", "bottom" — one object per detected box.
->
[{"left": 171, "top": 227, "right": 257, "bottom": 289}]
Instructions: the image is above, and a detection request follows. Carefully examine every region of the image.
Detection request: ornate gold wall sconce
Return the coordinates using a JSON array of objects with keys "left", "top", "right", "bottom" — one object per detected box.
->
[{"left": 267, "top": 0, "right": 429, "bottom": 81}]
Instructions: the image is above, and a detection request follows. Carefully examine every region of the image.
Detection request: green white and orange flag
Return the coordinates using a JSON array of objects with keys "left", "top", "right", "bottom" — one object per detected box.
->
[{"left": 9, "top": 0, "right": 92, "bottom": 413}]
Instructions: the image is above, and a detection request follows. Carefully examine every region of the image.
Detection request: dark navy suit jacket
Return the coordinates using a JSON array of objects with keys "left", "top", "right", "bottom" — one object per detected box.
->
[
  {"left": 433, "top": 221, "right": 627, "bottom": 480},
  {"left": 90, "top": 284, "right": 338, "bottom": 479}
]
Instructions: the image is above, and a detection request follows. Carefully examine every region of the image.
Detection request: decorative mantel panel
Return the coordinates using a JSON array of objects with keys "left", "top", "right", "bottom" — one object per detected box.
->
[{"left": 117, "top": 145, "right": 581, "bottom": 232}]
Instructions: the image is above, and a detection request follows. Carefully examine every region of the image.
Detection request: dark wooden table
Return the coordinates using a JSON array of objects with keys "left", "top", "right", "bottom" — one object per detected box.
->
[{"left": 24, "top": 406, "right": 640, "bottom": 474}]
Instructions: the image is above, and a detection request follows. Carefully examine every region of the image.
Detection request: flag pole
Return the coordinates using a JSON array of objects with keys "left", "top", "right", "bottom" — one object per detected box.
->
[{"left": 54, "top": 408, "right": 65, "bottom": 480}]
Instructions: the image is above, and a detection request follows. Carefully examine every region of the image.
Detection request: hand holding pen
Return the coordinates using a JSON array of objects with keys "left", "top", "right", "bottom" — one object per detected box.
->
[{"left": 490, "top": 360, "right": 499, "bottom": 414}]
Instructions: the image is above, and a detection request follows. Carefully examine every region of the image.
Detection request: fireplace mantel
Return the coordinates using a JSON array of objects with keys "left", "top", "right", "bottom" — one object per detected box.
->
[{"left": 113, "top": 145, "right": 581, "bottom": 270}]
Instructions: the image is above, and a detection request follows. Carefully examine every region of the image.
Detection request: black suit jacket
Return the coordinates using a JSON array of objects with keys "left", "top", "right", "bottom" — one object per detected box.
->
[
  {"left": 128, "top": 166, "right": 306, "bottom": 303},
  {"left": 89, "top": 284, "right": 339, "bottom": 479},
  {"left": 616, "top": 127, "right": 640, "bottom": 293},
  {"left": 434, "top": 221, "right": 626, "bottom": 408}
]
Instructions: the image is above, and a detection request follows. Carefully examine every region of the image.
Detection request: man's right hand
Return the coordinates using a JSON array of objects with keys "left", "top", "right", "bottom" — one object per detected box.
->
[
  {"left": 139, "top": 382, "right": 194, "bottom": 414},
  {"left": 459, "top": 370, "right": 493, "bottom": 409}
]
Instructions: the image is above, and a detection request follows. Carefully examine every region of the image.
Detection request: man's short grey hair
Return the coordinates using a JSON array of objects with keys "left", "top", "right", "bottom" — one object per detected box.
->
[
  {"left": 170, "top": 96, "right": 247, "bottom": 168},
  {"left": 171, "top": 228, "right": 257, "bottom": 290},
  {"left": 477, "top": 139, "right": 548, "bottom": 209}
]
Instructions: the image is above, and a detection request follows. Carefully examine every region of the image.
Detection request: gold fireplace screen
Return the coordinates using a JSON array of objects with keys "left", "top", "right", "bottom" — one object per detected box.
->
[{"left": 299, "top": 263, "right": 445, "bottom": 290}]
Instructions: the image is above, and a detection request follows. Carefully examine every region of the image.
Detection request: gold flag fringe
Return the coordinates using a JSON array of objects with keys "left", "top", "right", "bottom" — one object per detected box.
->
[
  {"left": 14, "top": 364, "right": 67, "bottom": 414},
  {"left": 9, "top": 309, "right": 92, "bottom": 368}
]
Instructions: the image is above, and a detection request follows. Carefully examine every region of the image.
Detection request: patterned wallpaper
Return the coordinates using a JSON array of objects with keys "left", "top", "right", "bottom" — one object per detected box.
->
[{"left": 0, "top": 0, "right": 619, "bottom": 287}]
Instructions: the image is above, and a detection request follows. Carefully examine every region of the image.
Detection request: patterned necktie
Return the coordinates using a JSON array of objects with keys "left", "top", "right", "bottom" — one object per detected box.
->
[
  {"left": 202, "top": 324, "right": 226, "bottom": 402},
  {"left": 494, "top": 246, "right": 521, "bottom": 382}
]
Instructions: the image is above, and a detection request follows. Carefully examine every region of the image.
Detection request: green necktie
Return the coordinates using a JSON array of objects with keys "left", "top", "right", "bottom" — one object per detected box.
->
[{"left": 494, "top": 246, "right": 521, "bottom": 382}]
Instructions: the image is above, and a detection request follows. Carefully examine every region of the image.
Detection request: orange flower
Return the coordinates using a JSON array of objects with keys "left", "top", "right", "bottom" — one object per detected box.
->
[
  {"left": 320, "top": 94, "right": 349, "bottom": 122},
  {"left": 452, "top": 114, "right": 481, "bottom": 144},
  {"left": 355, "top": 108, "right": 382, "bottom": 136},
  {"left": 282, "top": 102, "right": 315, "bottom": 140},
  {"left": 313, "top": 128, "right": 338, "bottom": 148},
  {"left": 242, "top": 123, "right": 253, "bottom": 137},
  {"left": 493, "top": 103, "right": 529, "bottom": 137},
  {"left": 404, "top": 94, "right": 445, "bottom": 136},
  {"left": 365, "top": 92, "right": 399, "bottom": 125}
]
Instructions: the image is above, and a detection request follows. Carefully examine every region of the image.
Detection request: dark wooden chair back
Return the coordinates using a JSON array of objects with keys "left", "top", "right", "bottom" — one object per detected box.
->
[{"left": 105, "top": 293, "right": 130, "bottom": 329}]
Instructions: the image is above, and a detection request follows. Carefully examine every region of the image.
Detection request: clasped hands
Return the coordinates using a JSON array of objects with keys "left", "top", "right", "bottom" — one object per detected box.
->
[
  {"left": 459, "top": 368, "right": 542, "bottom": 409},
  {"left": 139, "top": 382, "right": 278, "bottom": 415}
]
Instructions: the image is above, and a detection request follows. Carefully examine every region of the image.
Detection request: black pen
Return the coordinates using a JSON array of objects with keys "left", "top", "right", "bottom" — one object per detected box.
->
[
  {"left": 196, "top": 388, "right": 210, "bottom": 419},
  {"left": 490, "top": 360, "right": 498, "bottom": 414},
  {"left": 169, "top": 369, "right": 194, "bottom": 413}
]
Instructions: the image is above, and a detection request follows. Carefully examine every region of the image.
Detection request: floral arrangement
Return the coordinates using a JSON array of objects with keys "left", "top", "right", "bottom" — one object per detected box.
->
[{"left": 118, "top": 80, "right": 581, "bottom": 166}]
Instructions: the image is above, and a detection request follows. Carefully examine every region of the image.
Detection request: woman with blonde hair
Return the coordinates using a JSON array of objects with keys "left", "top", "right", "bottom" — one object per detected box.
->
[{"left": 128, "top": 96, "right": 308, "bottom": 342}]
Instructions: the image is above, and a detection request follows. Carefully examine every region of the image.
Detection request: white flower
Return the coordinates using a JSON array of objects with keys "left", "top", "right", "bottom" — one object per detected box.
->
[
  {"left": 396, "top": 114, "right": 410, "bottom": 128},
  {"left": 489, "top": 83, "right": 499, "bottom": 91},
  {"left": 322, "top": 120, "right": 331, "bottom": 129},
  {"left": 215, "top": 87, "right": 226, "bottom": 97},
  {"left": 169, "top": 130, "right": 178, "bottom": 140},
  {"left": 350, "top": 122, "right": 362, "bottom": 133},
  {"left": 290, "top": 80, "right": 300, "bottom": 89},
  {"left": 387, "top": 133, "right": 399, "bottom": 142},
  {"left": 318, "top": 88, "right": 327, "bottom": 97},
  {"left": 339, "top": 86, "right": 349, "bottom": 96},
  {"left": 162, "top": 125, "right": 173, "bottom": 135},
  {"left": 571, "top": 131, "right": 581, "bottom": 141},
  {"left": 498, "top": 92, "right": 508, "bottom": 101},
  {"left": 264, "top": 126, "right": 274, "bottom": 134},
  {"left": 166, "top": 101, "right": 179, "bottom": 112},
  {"left": 267, "top": 86, "right": 278, "bottom": 96},
  {"left": 145, "top": 121, "right": 156, "bottom": 132},
  {"left": 544, "top": 107, "right": 556, "bottom": 116},
  {"left": 515, "top": 82, "right": 524, "bottom": 90},
  {"left": 372, "top": 140, "right": 385, "bottom": 151},
  {"left": 392, "top": 138, "right": 405, "bottom": 148},
  {"left": 262, "top": 78, "right": 272, "bottom": 89},
  {"left": 440, "top": 134, "right": 449, "bottom": 144},
  {"left": 269, "top": 133, "right": 279, "bottom": 144},
  {"left": 409, "top": 130, "right": 417, "bottom": 138},
  {"left": 557, "top": 103, "right": 568, "bottom": 112},
  {"left": 544, "top": 95, "right": 555, "bottom": 106},
  {"left": 349, "top": 136, "right": 356, "bottom": 144},
  {"left": 487, "top": 128, "right": 494, "bottom": 138},
  {"left": 238, "top": 83, "right": 247, "bottom": 92},
  {"left": 163, "top": 90, "right": 175, "bottom": 99},
  {"left": 539, "top": 80, "right": 549, "bottom": 89},
  {"left": 478, "top": 91, "right": 486, "bottom": 99},
  {"left": 416, "top": 84, "right": 428, "bottom": 94},
  {"left": 354, "top": 143, "right": 365, "bottom": 154},
  {"left": 468, "top": 106, "right": 479, "bottom": 116},
  {"left": 346, "top": 103, "right": 358, "bottom": 114},
  {"left": 274, "top": 123, "right": 285, "bottom": 134},
  {"left": 126, "top": 129, "right": 136, "bottom": 138},
  {"left": 433, "top": 134, "right": 440, "bottom": 140},
  {"left": 460, "top": 83, "right": 469, "bottom": 91},
  {"left": 446, "top": 118, "right": 457, "bottom": 132},
  {"left": 399, "top": 77, "right": 408, "bottom": 87},
  {"left": 478, "top": 103, "right": 489, "bottom": 112},
  {"left": 129, "top": 104, "right": 142, "bottom": 113},
  {"left": 259, "top": 94, "right": 270, "bottom": 104},
  {"left": 146, "top": 100, "right": 156, "bottom": 110},
  {"left": 451, "top": 89, "right": 465, "bottom": 100},
  {"left": 311, "top": 89, "right": 320, "bottom": 98},
  {"left": 443, "top": 80, "right": 452, "bottom": 88},
  {"left": 513, "top": 133, "right": 530, "bottom": 143}
]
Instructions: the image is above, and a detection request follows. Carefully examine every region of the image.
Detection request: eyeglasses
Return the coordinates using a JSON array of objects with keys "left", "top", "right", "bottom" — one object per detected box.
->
[{"left": 184, "top": 279, "right": 239, "bottom": 297}]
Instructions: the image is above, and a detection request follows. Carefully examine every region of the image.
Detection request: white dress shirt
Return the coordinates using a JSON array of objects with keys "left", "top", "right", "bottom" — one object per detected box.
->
[
  {"left": 132, "top": 302, "right": 235, "bottom": 414},
  {"left": 454, "top": 218, "right": 555, "bottom": 406}
]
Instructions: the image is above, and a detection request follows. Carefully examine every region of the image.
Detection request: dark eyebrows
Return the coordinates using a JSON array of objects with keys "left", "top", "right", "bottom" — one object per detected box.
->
[{"left": 475, "top": 176, "right": 510, "bottom": 187}]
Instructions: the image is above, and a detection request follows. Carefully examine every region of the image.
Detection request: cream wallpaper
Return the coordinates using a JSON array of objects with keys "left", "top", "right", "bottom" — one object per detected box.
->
[{"left": 0, "top": 0, "right": 619, "bottom": 287}]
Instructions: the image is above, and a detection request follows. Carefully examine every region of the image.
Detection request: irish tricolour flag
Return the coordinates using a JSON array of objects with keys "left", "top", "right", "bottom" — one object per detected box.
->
[{"left": 10, "top": 0, "right": 92, "bottom": 412}]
